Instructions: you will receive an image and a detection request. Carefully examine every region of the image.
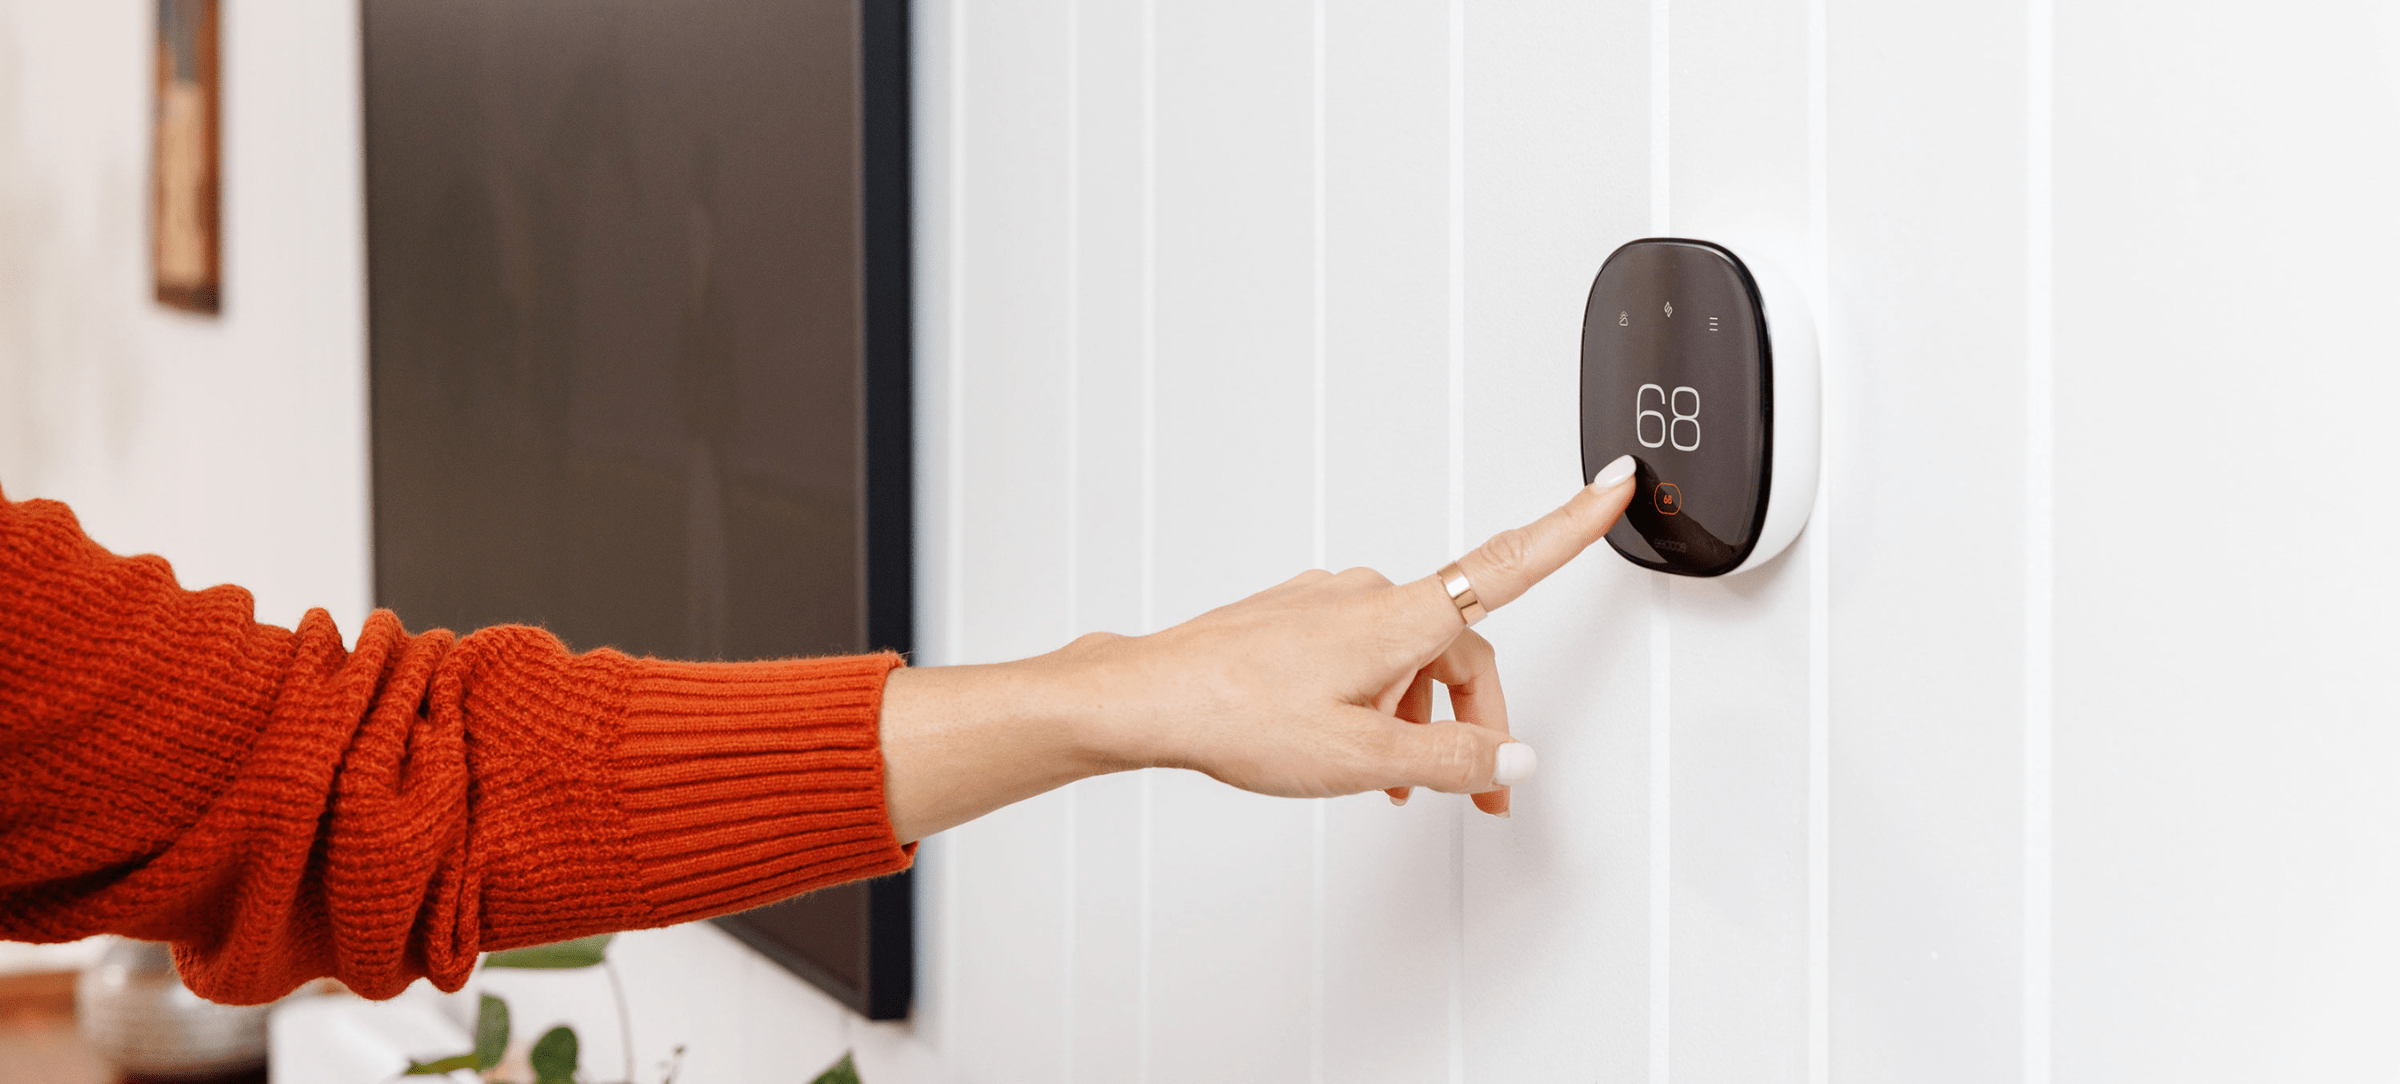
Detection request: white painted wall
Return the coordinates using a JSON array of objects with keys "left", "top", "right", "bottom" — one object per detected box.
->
[
  {"left": 12, "top": 2, "right": 2400, "bottom": 1084},
  {"left": 0, "top": 0, "right": 371, "bottom": 634}
]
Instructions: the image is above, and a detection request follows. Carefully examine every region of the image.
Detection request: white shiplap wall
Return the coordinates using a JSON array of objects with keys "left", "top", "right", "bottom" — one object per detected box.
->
[{"left": 907, "top": 2, "right": 2400, "bottom": 1084}]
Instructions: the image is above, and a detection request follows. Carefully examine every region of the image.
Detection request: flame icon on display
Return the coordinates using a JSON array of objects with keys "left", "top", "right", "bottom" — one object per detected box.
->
[
  {"left": 1663, "top": 301, "right": 1674, "bottom": 317},
  {"left": 1618, "top": 311, "right": 1629, "bottom": 326}
]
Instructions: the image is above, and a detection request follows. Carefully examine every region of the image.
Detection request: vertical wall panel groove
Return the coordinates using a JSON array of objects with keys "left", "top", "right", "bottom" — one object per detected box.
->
[
  {"left": 1061, "top": 0, "right": 1083, "bottom": 1067},
  {"left": 1051, "top": 0, "right": 1158, "bottom": 1075},
  {"left": 1063, "top": 0, "right": 1149, "bottom": 1077},
  {"left": 1461, "top": 3, "right": 1652, "bottom": 1083},
  {"left": 2021, "top": 3, "right": 2056, "bottom": 1083},
  {"left": 1135, "top": 2, "right": 1159, "bottom": 1077},
  {"left": 1306, "top": 1, "right": 1329, "bottom": 1081},
  {"left": 1666, "top": 0, "right": 1816, "bottom": 1077},
  {"left": 1646, "top": 7, "right": 1675, "bottom": 1084},
  {"left": 950, "top": 1, "right": 1079, "bottom": 1078},
  {"left": 1444, "top": 4, "right": 1469, "bottom": 1083},
  {"left": 1805, "top": 0, "right": 1832, "bottom": 1068},
  {"left": 1318, "top": 4, "right": 1455, "bottom": 1082},
  {"left": 1144, "top": 0, "right": 1319, "bottom": 1076}
]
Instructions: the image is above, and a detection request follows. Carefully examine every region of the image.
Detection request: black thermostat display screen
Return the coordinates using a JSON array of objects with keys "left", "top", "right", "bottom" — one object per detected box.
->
[{"left": 1580, "top": 239, "right": 1773, "bottom": 576}]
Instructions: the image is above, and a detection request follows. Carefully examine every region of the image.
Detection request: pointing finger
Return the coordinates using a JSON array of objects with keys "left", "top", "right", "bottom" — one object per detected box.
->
[{"left": 1439, "top": 454, "right": 1637, "bottom": 618}]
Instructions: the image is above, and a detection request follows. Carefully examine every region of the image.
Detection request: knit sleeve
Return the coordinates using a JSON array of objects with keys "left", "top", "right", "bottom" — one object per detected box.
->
[{"left": 0, "top": 489, "right": 913, "bottom": 1005}]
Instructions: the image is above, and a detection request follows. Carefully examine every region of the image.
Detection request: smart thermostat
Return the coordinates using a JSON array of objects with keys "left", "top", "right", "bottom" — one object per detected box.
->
[{"left": 1579, "top": 238, "right": 1820, "bottom": 576}]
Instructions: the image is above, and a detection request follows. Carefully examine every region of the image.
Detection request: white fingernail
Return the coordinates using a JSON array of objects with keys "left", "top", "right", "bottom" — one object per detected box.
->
[
  {"left": 1491, "top": 742, "right": 1538, "bottom": 787},
  {"left": 1591, "top": 454, "right": 1637, "bottom": 491}
]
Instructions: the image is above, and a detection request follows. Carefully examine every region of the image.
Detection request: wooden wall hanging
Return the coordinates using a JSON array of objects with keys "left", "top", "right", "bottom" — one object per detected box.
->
[{"left": 153, "top": 0, "right": 221, "bottom": 314}]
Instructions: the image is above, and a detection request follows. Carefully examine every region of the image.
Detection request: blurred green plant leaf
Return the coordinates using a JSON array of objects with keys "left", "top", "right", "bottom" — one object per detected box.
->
[
  {"left": 809, "top": 1052, "right": 860, "bottom": 1084},
  {"left": 475, "top": 993, "right": 511, "bottom": 1070},
  {"left": 399, "top": 992, "right": 510, "bottom": 1076},
  {"left": 400, "top": 1052, "right": 476, "bottom": 1076},
  {"left": 530, "top": 1025, "right": 579, "bottom": 1084},
  {"left": 486, "top": 934, "right": 614, "bottom": 970}
]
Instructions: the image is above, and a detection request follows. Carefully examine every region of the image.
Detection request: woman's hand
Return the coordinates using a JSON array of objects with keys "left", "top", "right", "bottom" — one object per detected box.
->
[{"left": 879, "top": 455, "right": 1640, "bottom": 843}]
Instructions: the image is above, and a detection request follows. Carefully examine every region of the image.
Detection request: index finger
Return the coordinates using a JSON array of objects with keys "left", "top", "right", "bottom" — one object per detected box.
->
[{"left": 1425, "top": 454, "right": 1638, "bottom": 620}]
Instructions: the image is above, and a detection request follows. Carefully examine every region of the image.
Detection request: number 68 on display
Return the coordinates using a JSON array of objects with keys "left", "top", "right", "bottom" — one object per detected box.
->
[{"left": 1635, "top": 383, "right": 1701, "bottom": 451}]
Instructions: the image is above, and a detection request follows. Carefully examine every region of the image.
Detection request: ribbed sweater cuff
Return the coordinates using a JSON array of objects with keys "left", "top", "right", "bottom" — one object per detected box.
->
[{"left": 615, "top": 652, "right": 912, "bottom": 925}]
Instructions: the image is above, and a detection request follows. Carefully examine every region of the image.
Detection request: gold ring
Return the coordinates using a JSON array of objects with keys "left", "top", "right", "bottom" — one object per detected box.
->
[{"left": 1437, "top": 562, "right": 1487, "bottom": 627}]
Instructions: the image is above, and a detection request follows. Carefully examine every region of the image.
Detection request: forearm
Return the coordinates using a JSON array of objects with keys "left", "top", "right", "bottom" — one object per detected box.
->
[{"left": 877, "top": 645, "right": 1136, "bottom": 843}]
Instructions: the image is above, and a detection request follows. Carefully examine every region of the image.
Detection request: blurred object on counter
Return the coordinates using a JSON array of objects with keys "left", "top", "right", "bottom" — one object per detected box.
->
[{"left": 75, "top": 939, "right": 267, "bottom": 1082}]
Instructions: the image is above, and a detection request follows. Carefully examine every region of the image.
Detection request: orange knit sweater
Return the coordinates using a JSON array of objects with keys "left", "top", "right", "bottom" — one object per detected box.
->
[{"left": 0, "top": 487, "right": 913, "bottom": 1005}]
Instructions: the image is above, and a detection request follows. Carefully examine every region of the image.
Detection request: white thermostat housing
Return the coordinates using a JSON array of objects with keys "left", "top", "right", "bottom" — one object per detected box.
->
[{"left": 1579, "top": 238, "right": 1820, "bottom": 576}]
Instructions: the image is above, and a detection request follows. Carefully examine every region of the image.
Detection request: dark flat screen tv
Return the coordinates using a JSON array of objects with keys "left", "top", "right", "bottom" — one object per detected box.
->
[{"left": 363, "top": 0, "right": 914, "bottom": 1020}]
